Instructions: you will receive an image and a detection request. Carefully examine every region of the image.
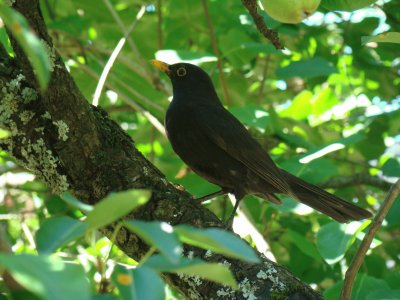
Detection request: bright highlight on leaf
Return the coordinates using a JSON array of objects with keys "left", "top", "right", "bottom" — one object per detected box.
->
[{"left": 125, "top": 220, "right": 183, "bottom": 263}]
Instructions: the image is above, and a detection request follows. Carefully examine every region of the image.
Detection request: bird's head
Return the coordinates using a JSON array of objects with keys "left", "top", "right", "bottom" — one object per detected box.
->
[{"left": 151, "top": 60, "right": 219, "bottom": 102}]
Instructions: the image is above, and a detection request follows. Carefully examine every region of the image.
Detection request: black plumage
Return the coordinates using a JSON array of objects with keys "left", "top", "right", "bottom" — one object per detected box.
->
[{"left": 152, "top": 60, "right": 372, "bottom": 225}]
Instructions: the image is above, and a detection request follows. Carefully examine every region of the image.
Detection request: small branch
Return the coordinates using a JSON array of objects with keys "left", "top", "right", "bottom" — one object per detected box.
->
[
  {"left": 240, "top": 0, "right": 284, "bottom": 50},
  {"left": 321, "top": 173, "right": 392, "bottom": 192},
  {"left": 93, "top": 6, "right": 146, "bottom": 106},
  {"left": 201, "top": 0, "right": 231, "bottom": 107},
  {"left": 340, "top": 179, "right": 400, "bottom": 300},
  {"left": 257, "top": 54, "right": 272, "bottom": 103},
  {"left": 77, "top": 62, "right": 166, "bottom": 136}
]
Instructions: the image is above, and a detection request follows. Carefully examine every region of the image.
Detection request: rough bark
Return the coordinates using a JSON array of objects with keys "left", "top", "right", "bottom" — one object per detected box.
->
[{"left": 0, "top": 1, "right": 322, "bottom": 299}]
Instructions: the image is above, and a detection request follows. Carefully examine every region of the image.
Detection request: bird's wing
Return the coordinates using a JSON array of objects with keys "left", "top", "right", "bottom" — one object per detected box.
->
[{"left": 193, "top": 103, "right": 291, "bottom": 194}]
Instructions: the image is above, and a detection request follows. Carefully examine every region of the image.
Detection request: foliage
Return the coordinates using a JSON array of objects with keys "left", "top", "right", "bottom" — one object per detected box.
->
[{"left": 0, "top": 0, "right": 399, "bottom": 299}]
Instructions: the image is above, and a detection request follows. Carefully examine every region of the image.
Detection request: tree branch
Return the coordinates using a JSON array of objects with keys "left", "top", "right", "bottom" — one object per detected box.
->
[
  {"left": 240, "top": 0, "right": 284, "bottom": 50},
  {"left": 0, "top": 0, "right": 322, "bottom": 299},
  {"left": 340, "top": 179, "right": 400, "bottom": 300}
]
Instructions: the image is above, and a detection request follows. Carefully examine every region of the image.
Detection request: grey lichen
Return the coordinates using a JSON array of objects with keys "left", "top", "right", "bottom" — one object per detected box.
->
[
  {"left": 53, "top": 120, "right": 69, "bottom": 141},
  {"left": 0, "top": 74, "right": 69, "bottom": 194},
  {"left": 239, "top": 277, "right": 258, "bottom": 300},
  {"left": 19, "top": 110, "right": 35, "bottom": 125},
  {"left": 204, "top": 250, "right": 213, "bottom": 258},
  {"left": 40, "top": 40, "right": 57, "bottom": 72},
  {"left": 42, "top": 111, "right": 51, "bottom": 119},
  {"left": 20, "top": 137, "right": 69, "bottom": 194},
  {"left": 21, "top": 87, "right": 38, "bottom": 103},
  {"left": 177, "top": 272, "right": 202, "bottom": 299},
  {"left": 258, "top": 262, "right": 286, "bottom": 292},
  {"left": 216, "top": 287, "right": 235, "bottom": 298}
]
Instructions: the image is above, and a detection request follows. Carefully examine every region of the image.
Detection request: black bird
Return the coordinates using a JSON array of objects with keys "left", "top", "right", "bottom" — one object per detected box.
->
[{"left": 152, "top": 60, "right": 372, "bottom": 225}]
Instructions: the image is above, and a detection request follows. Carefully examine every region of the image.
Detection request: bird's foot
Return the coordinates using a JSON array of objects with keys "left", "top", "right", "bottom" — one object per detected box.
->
[{"left": 223, "top": 217, "right": 234, "bottom": 231}]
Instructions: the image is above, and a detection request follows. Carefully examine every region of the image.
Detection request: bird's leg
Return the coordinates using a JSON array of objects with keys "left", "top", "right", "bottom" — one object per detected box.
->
[
  {"left": 194, "top": 189, "right": 227, "bottom": 203},
  {"left": 224, "top": 195, "right": 241, "bottom": 230}
]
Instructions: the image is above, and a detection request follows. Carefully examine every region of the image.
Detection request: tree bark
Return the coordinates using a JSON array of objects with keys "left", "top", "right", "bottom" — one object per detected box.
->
[{"left": 0, "top": 1, "right": 322, "bottom": 299}]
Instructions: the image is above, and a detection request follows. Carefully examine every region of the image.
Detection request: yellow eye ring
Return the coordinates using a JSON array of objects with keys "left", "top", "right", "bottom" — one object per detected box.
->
[{"left": 177, "top": 67, "right": 187, "bottom": 77}]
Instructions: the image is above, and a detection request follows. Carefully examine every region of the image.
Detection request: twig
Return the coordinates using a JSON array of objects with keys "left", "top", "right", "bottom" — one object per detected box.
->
[
  {"left": 340, "top": 179, "right": 400, "bottom": 300},
  {"left": 93, "top": 6, "right": 146, "bottom": 106},
  {"left": 88, "top": 52, "right": 163, "bottom": 112},
  {"left": 78, "top": 63, "right": 166, "bottom": 136},
  {"left": 201, "top": 0, "right": 231, "bottom": 107},
  {"left": 257, "top": 54, "right": 272, "bottom": 103},
  {"left": 240, "top": 0, "right": 284, "bottom": 50}
]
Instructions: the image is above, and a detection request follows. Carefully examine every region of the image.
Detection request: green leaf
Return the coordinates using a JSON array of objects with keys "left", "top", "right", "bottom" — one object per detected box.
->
[
  {"left": 0, "top": 4, "right": 51, "bottom": 90},
  {"left": 362, "top": 32, "right": 400, "bottom": 45},
  {"left": 386, "top": 195, "right": 400, "bottom": 229},
  {"left": 311, "top": 88, "right": 339, "bottom": 117},
  {"left": 111, "top": 265, "right": 165, "bottom": 300},
  {"left": 124, "top": 220, "right": 182, "bottom": 263},
  {"left": 324, "top": 273, "right": 391, "bottom": 300},
  {"left": 0, "top": 254, "right": 90, "bottom": 300},
  {"left": 60, "top": 192, "right": 94, "bottom": 213},
  {"left": 279, "top": 90, "right": 313, "bottom": 120},
  {"left": 382, "top": 158, "right": 400, "bottom": 177},
  {"left": 321, "top": 0, "right": 379, "bottom": 11},
  {"left": 276, "top": 57, "right": 337, "bottom": 79},
  {"left": 229, "top": 105, "right": 270, "bottom": 132},
  {"left": 287, "top": 229, "right": 320, "bottom": 259},
  {"left": 144, "top": 255, "right": 237, "bottom": 289},
  {"left": 36, "top": 216, "right": 87, "bottom": 254},
  {"left": 174, "top": 225, "right": 259, "bottom": 263},
  {"left": 316, "top": 221, "right": 363, "bottom": 264},
  {"left": 86, "top": 189, "right": 151, "bottom": 231}
]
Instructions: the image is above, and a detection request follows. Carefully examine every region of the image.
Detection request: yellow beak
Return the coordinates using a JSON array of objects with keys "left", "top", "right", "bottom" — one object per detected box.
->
[{"left": 151, "top": 60, "right": 171, "bottom": 75}]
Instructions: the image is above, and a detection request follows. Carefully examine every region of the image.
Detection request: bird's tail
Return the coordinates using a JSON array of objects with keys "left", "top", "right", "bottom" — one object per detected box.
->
[{"left": 280, "top": 170, "right": 372, "bottom": 223}]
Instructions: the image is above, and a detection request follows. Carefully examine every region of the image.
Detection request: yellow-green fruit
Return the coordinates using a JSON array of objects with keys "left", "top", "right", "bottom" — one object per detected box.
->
[{"left": 261, "top": 0, "right": 321, "bottom": 24}]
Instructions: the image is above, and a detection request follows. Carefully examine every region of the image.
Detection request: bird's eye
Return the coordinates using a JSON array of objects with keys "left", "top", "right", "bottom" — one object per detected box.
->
[{"left": 177, "top": 67, "right": 187, "bottom": 77}]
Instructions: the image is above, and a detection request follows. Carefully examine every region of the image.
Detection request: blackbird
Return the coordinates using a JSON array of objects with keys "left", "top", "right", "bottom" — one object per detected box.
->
[{"left": 152, "top": 60, "right": 372, "bottom": 225}]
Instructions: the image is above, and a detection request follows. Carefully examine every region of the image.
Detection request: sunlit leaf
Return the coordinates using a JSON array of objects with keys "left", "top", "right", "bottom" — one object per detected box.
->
[
  {"left": 111, "top": 265, "right": 165, "bottom": 300},
  {"left": 87, "top": 189, "right": 150, "bottom": 231},
  {"left": 362, "top": 32, "right": 400, "bottom": 45},
  {"left": 276, "top": 57, "right": 337, "bottom": 79},
  {"left": 175, "top": 225, "right": 260, "bottom": 263},
  {"left": 0, "top": 254, "right": 90, "bottom": 300},
  {"left": 144, "top": 255, "right": 237, "bottom": 289},
  {"left": 36, "top": 216, "right": 87, "bottom": 254},
  {"left": 124, "top": 220, "right": 182, "bottom": 263},
  {"left": 321, "top": 0, "right": 378, "bottom": 11},
  {"left": 0, "top": 4, "right": 51, "bottom": 89}
]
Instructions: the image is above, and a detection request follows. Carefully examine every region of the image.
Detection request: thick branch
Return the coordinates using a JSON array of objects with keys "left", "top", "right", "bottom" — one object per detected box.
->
[{"left": 0, "top": 1, "right": 321, "bottom": 299}]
